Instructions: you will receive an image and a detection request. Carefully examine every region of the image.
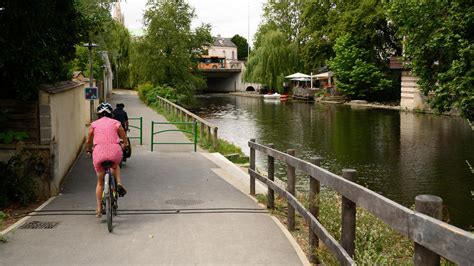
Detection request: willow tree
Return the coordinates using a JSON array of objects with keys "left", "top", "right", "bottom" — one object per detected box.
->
[{"left": 245, "top": 30, "right": 298, "bottom": 92}]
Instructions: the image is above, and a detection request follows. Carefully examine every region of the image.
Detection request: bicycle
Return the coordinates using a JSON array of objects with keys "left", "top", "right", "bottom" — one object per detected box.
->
[{"left": 101, "top": 160, "right": 118, "bottom": 232}]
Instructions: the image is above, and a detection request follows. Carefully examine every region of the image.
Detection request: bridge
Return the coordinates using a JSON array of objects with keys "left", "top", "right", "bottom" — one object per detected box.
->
[{"left": 199, "top": 62, "right": 261, "bottom": 93}]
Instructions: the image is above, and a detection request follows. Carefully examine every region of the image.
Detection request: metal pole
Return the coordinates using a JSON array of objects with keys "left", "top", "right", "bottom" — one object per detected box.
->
[
  {"left": 139, "top": 117, "right": 143, "bottom": 145},
  {"left": 151, "top": 122, "right": 154, "bottom": 152},
  {"left": 102, "top": 67, "right": 107, "bottom": 103},
  {"left": 88, "top": 42, "right": 94, "bottom": 121}
]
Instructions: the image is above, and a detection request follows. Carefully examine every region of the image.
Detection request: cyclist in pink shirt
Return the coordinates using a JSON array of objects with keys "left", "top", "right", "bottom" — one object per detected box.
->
[{"left": 86, "top": 103, "right": 128, "bottom": 217}]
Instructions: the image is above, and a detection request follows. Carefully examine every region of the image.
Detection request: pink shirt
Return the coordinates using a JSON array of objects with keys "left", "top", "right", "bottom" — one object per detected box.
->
[{"left": 91, "top": 117, "right": 121, "bottom": 145}]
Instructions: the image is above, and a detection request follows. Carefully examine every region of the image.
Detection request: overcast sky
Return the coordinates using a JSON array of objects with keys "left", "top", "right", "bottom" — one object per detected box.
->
[{"left": 119, "top": 0, "right": 265, "bottom": 46}]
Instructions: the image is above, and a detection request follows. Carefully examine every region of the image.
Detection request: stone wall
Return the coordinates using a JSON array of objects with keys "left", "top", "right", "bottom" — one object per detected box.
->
[
  {"left": 39, "top": 81, "right": 90, "bottom": 195},
  {"left": 400, "top": 71, "right": 430, "bottom": 111}
]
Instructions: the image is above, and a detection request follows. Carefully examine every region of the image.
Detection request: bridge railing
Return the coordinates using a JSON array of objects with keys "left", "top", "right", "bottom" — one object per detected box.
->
[
  {"left": 155, "top": 96, "right": 219, "bottom": 150},
  {"left": 248, "top": 139, "right": 474, "bottom": 265}
]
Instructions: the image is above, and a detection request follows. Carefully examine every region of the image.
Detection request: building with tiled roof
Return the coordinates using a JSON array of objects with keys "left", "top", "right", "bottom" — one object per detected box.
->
[{"left": 207, "top": 35, "right": 239, "bottom": 68}]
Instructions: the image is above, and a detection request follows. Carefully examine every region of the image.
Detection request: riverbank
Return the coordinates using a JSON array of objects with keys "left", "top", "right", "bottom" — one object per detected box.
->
[
  {"left": 229, "top": 91, "right": 444, "bottom": 115},
  {"left": 229, "top": 91, "right": 263, "bottom": 98}
]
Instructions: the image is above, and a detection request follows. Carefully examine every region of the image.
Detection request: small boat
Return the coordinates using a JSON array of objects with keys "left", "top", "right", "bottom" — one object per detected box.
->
[{"left": 263, "top": 93, "right": 281, "bottom": 99}]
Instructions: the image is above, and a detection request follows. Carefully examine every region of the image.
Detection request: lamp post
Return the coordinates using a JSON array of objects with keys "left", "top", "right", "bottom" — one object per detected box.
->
[
  {"left": 101, "top": 64, "right": 107, "bottom": 103},
  {"left": 83, "top": 42, "right": 98, "bottom": 121}
]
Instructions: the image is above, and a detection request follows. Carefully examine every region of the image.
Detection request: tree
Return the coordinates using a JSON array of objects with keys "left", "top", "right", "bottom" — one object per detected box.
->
[
  {"left": 0, "top": 0, "right": 86, "bottom": 100},
  {"left": 131, "top": 0, "right": 212, "bottom": 98},
  {"left": 244, "top": 30, "right": 298, "bottom": 92},
  {"left": 231, "top": 35, "right": 249, "bottom": 60},
  {"left": 389, "top": 0, "right": 474, "bottom": 120},
  {"left": 261, "top": 0, "right": 304, "bottom": 43},
  {"left": 71, "top": 0, "right": 133, "bottom": 89},
  {"left": 328, "top": 34, "right": 391, "bottom": 99}
]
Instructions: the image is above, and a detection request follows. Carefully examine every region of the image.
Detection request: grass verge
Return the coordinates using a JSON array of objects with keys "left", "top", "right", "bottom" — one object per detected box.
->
[
  {"left": 255, "top": 189, "right": 456, "bottom": 265},
  {"left": 145, "top": 101, "right": 249, "bottom": 164}
]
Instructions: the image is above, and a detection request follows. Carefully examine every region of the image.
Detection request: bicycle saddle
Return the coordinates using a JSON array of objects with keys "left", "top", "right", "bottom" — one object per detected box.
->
[{"left": 101, "top": 160, "right": 114, "bottom": 169}]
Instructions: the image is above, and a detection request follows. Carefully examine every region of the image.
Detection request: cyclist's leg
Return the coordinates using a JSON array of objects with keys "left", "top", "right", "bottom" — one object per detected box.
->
[
  {"left": 111, "top": 164, "right": 127, "bottom": 196},
  {"left": 96, "top": 171, "right": 105, "bottom": 213}
]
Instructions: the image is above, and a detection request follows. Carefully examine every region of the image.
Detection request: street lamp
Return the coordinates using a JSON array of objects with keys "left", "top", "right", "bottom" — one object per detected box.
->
[
  {"left": 83, "top": 42, "right": 98, "bottom": 121},
  {"left": 100, "top": 64, "right": 107, "bottom": 103}
]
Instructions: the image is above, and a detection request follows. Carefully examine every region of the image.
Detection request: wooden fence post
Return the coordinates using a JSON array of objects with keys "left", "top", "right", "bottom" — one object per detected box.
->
[
  {"left": 213, "top": 127, "right": 218, "bottom": 150},
  {"left": 249, "top": 138, "right": 256, "bottom": 195},
  {"left": 309, "top": 157, "right": 322, "bottom": 263},
  {"left": 207, "top": 126, "right": 212, "bottom": 145},
  {"left": 200, "top": 122, "right": 205, "bottom": 144},
  {"left": 341, "top": 169, "right": 356, "bottom": 257},
  {"left": 267, "top": 144, "right": 275, "bottom": 209},
  {"left": 414, "top": 195, "right": 442, "bottom": 266},
  {"left": 287, "top": 149, "right": 296, "bottom": 231}
]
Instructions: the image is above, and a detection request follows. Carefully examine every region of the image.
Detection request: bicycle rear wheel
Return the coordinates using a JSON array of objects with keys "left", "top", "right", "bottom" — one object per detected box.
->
[
  {"left": 105, "top": 174, "right": 113, "bottom": 232},
  {"left": 106, "top": 194, "right": 113, "bottom": 232}
]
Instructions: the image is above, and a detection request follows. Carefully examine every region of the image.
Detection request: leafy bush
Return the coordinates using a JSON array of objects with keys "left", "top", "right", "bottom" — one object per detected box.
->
[
  {"left": 0, "top": 152, "right": 45, "bottom": 207},
  {"left": 138, "top": 83, "right": 185, "bottom": 105},
  {"left": 328, "top": 34, "right": 392, "bottom": 100},
  {"left": 0, "top": 131, "right": 29, "bottom": 144}
]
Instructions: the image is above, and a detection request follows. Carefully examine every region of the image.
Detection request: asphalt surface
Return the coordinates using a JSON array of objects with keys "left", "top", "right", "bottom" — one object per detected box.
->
[{"left": 0, "top": 90, "right": 307, "bottom": 265}]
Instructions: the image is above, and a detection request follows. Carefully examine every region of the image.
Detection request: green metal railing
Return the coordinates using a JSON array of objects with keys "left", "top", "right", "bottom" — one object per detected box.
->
[
  {"left": 151, "top": 121, "right": 197, "bottom": 152},
  {"left": 128, "top": 117, "right": 143, "bottom": 145}
]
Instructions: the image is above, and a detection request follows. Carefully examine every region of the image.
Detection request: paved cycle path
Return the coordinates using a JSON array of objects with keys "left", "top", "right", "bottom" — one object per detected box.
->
[{"left": 0, "top": 90, "right": 308, "bottom": 265}]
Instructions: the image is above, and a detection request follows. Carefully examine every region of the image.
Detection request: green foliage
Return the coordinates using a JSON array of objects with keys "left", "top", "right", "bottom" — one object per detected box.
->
[
  {"left": 231, "top": 35, "right": 249, "bottom": 60},
  {"left": 0, "top": 131, "right": 28, "bottom": 144},
  {"left": 140, "top": 90, "right": 247, "bottom": 159},
  {"left": 255, "top": 190, "right": 413, "bottom": 264},
  {"left": 300, "top": 0, "right": 400, "bottom": 72},
  {"left": 0, "top": 0, "right": 86, "bottom": 100},
  {"left": 71, "top": 1, "right": 133, "bottom": 89},
  {"left": 328, "top": 34, "right": 392, "bottom": 99},
  {"left": 389, "top": 0, "right": 474, "bottom": 120},
  {"left": 261, "top": 0, "right": 304, "bottom": 43},
  {"left": 131, "top": 0, "right": 212, "bottom": 97},
  {"left": 138, "top": 83, "right": 184, "bottom": 105},
  {"left": 245, "top": 30, "right": 299, "bottom": 92},
  {"left": 0, "top": 110, "right": 29, "bottom": 144},
  {"left": 70, "top": 45, "right": 104, "bottom": 81},
  {"left": 75, "top": 0, "right": 115, "bottom": 40},
  {"left": 0, "top": 152, "right": 44, "bottom": 207}
]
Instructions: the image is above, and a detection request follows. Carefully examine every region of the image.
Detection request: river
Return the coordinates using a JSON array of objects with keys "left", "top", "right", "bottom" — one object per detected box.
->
[{"left": 188, "top": 94, "right": 474, "bottom": 229}]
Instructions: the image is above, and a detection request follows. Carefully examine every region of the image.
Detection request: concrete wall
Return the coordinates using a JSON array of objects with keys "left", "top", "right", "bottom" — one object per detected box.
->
[
  {"left": 209, "top": 46, "right": 238, "bottom": 61},
  {"left": 400, "top": 71, "right": 429, "bottom": 111},
  {"left": 209, "top": 46, "right": 239, "bottom": 68},
  {"left": 39, "top": 81, "right": 91, "bottom": 194}
]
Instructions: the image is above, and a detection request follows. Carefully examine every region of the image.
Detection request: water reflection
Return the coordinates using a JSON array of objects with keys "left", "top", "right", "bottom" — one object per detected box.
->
[{"left": 190, "top": 94, "right": 474, "bottom": 229}]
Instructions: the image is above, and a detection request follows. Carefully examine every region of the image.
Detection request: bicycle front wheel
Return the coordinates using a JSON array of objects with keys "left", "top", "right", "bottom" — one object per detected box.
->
[{"left": 106, "top": 194, "right": 113, "bottom": 232}]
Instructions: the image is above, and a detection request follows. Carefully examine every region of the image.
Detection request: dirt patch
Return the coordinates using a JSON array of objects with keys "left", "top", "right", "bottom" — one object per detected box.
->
[{"left": 0, "top": 200, "right": 46, "bottom": 232}]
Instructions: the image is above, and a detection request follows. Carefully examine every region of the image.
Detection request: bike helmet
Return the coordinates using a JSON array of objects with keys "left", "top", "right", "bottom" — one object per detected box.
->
[{"left": 97, "top": 102, "right": 113, "bottom": 114}]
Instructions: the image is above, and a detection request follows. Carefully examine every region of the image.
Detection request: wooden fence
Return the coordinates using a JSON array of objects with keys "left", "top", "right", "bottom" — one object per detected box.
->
[
  {"left": 0, "top": 100, "right": 39, "bottom": 144},
  {"left": 248, "top": 139, "right": 474, "bottom": 265},
  {"left": 156, "top": 96, "right": 219, "bottom": 150}
]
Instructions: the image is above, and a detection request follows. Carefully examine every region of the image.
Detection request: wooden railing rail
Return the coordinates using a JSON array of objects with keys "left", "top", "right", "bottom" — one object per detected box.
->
[
  {"left": 248, "top": 139, "right": 474, "bottom": 265},
  {"left": 156, "top": 96, "right": 219, "bottom": 150}
]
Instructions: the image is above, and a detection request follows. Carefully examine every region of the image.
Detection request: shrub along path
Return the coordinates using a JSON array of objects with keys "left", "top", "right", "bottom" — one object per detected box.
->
[{"left": 0, "top": 90, "right": 308, "bottom": 265}]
